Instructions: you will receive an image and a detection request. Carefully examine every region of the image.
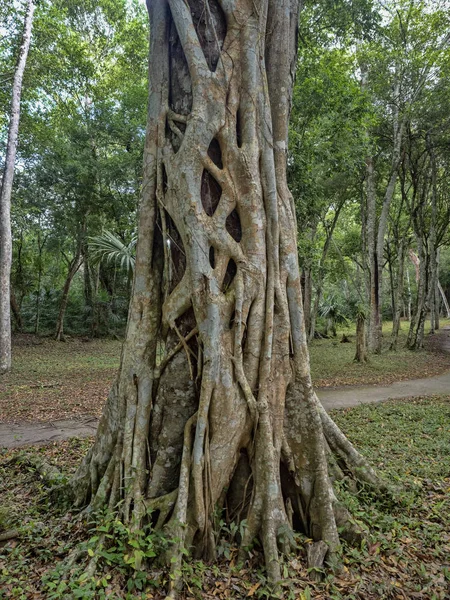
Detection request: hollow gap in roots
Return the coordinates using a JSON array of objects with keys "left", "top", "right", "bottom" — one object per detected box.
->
[
  {"left": 226, "top": 449, "right": 253, "bottom": 527},
  {"left": 280, "top": 461, "right": 307, "bottom": 535},
  {"left": 222, "top": 258, "right": 237, "bottom": 292},
  {"left": 168, "top": 15, "right": 192, "bottom": 152},
  {"left": 187, "top": 0, "right": 226, "bottom": 72},
  {"left": 150, "top": 509, "right": 161, "bottom": 528},
  {"left": 207, "top": 137, "right": 223, "bottom": 169},
  {"left": 164, "top": 210, "right": 186, "bottom": 293},
  {"left": 229, "top": 310, "right": 235, "bottom": 330},
  {"left": 209, "top": 246, "right": 216, "bottom": 269},
  {"left": 162, "top": 163, "right": 168, "bottom": 193},
  {"left": 225, "top": 209, "right": 242, "bottom": 242},
  {"left": 201, "top": 169, "right": 222, "bottom": 216},
  {"left": 236, "top": 107, "right": 243, "bottom": 148}
]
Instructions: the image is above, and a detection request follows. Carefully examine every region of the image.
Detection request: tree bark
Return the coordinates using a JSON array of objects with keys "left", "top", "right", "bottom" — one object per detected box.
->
[
  {"left": 364, "top": 155, "right": 379, "bottom": 352},
  {"left": 34, "top": 230, "right": 46, "bottom": 335},
  {"left": 302, "top": 267, "right": 312, "bottom": 339},
  {"left": 354, "top": 313, "right": 367, "bottom": 363},
  {"left": 10, "top": 288, "right": 23, "bottom": 333},
  {"left": 70, "top": 1, "right": 384, "bottom": 592},
  {"left": 390, "top": 240, "right": 405, "bottom": 351},
  {"left": 365, "top": 76, "right": 405, "bottom": 354},
  {"left": 0, "top": 0, "right": 34, "bottom": 374},
  {"left": 427, "top": 134, "right": 438, "bottom": 336},
  {"left": 438, "top": 280, "right": 450, "bottom": 319},
  {"left": 55, "top": 250, "right": 83, "bottom": 341},
  {"left": 309, "top": 204, "right": 344, "bottom": 343}
]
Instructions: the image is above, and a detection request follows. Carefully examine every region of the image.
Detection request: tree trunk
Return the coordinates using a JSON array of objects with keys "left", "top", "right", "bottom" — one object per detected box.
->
[
  {"left": 302, "top": 267, "right": 312, "bottom": 339},
  {"left": 364, "top": 155, "right": 380, "bottom": 353},
  {"left": 70, "top": 1, "right": 384, "bottom": 592},
  {"left": 354, "top": 313, "right": 367, "bottom": 363},
  {"left": 407, "top": 245, "right": 428, "bottom": 350},
  {"left": 0, "top": 0, "right": 34, "bottom": 374},
  {"left": 438, "top": 280, "right": 450, "bottom": 319},
  {"left": 365, "top": 76, "right": 404, "bottom": 355},
  {"left": 390, "top": 241, "right": 405, "bottom": 351},
  {"left": 55, "top": 251, "right": 83, "bottom": 341},
  {"left": 406, "top": 266, "right": 412, "bottom": 321},
  {"left": 10, "top": 288, "right": 23, "bottom": 333},
  {"left": 34, "top": 230, "right": 46, "bottom": 335},
  {"left": 427, "top": 134, "right": 438, "bottom": 336}
]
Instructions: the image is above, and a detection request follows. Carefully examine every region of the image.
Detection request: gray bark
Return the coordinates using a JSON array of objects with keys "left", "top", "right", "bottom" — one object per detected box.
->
[
  {"left": 69, "top": 1, "right": 383, "bottom": 593},
  {"left": 55, "top": 250, "right": 83, "bottom": 341},
  {"left": 0, "top": 0, "right": 34, "bottom": 374},
  {"left": 364, "top": 75, "right": 405, "bottom": 354},
  {"left": 438, "top": 280, "right": 450, "bottom": 319},
  {"left": 354, "top": 313, "right": 367, "bottom": 363},
  {"left": 390, "top": 240, "right": 405, "bottom": 351},
  {"left": 427, "top": 135, "right": 438, "bottom": 335}
]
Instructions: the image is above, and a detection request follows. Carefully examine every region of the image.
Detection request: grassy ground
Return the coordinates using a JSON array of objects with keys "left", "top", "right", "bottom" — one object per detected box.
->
[
  {"left": 1, "top": 321, "right": 449, "bottom": 424},
  {"left": 310, "top": 319, "right": 450, "bottom": 388},
  {"left": 0, "top": 335, "right": 121, "bottom": 423},
  {"left": 1, "top": 395, "right": 449, "bottom": 599}
]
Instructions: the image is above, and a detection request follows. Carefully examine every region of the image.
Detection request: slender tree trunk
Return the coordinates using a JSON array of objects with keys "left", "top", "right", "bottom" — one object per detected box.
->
[
  {"left": 390, "top": 241, "right": 405, "bottom": 351},
  {"left": 70, "top": 2, "right": 385, "bottom": 593},
  {"left": 366, "top": 77, "right": 404, "bottom": 354},
  {"left": 309, "top": 205, "right": 344, "bottom": 343},
  {"left": 0, "top": 0, "right": 34, "bottom": 373},
  {"left": 10, "top": 288, "right": 23, "bottom": 332},
  {"left": 34, "top": 231, "right": 46, "bottom": 335},
  {"left": 433, "top": 249, "right": 440, "bottom": 329},
  {"left": 364, "top": 156, "right": 379, "bottom": 352},
  {"left": 354, "top": 313, "right": 367, "bottom": 363},
  {"left": 438, "top": 280, "right": 450, "bottom": 319},
  {"left": 309, "top": 283, "right": 321, "bottom": 342},
  {"left": 302, "top": 267, "right": 312, "bottom": 339},
  {"left": 406, "top": 266, "right": 412, "bottom": 321},
  {"left": 55, "top": 251, "right": 83, "bottom": 341},
  {"left": 427, "top": 134, "right": 438, "bottom": 336},
  {"left": 407, "top": 245, "right": 428, "bottom": 350}
]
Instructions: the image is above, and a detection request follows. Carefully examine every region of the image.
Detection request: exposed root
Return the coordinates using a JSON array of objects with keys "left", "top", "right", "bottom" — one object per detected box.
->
[
  {"left": 157, "top": 327, "right": 198, "bottom": 377},
  {"left": 316, "top": 394, "right": 391, "bottom": 493},
  {"left": 0, "top": 530, "right": 19, "bottom": 542},
  {"left": 147, "top": 489, "right": 178, "bottom": 530},
  {"left": 4, "top": 452, "right": 63, "bottom": 487},
  {"left": 166, "top": 412, "right": 197, "bottom": 598}
]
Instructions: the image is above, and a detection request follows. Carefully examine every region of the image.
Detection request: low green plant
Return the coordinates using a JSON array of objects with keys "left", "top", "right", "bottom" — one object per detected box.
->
[{"left": 42, "top": 510, "right": 170, "bottom": 599}]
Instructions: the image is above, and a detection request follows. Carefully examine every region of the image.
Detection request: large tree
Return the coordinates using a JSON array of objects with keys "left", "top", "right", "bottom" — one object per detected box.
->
[{"left": 70, "top": 0, "right": 384, "bottom": 594}]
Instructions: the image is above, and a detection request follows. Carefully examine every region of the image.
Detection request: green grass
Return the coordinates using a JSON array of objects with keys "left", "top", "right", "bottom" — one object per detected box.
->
[
  {"left": 0, "top": 337, "right": 121, "bottom": 422},
  {"left": 1, "top": 396, "right": 449, "bottom": 599},
  {"left": 310, "top": 319, "right": 450, "bottom": 387},
  {"left": 6, "top": 337, "right": 121, "bottom": 382}
]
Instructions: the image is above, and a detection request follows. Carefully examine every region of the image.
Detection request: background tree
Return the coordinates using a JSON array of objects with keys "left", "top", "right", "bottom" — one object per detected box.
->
[{"left": 0, "top": 0, "right": 34, "bottom": 374}]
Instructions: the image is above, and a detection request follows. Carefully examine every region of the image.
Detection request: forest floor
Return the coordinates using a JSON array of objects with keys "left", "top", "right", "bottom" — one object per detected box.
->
[
  {"left": 0, "top": 335, "right": 120, "bottom": 424},
  {"left": 1, "top": 322, "right": 450, "bottom": 447},
  {"left": 1, "top": 325, "right": 449, "bottom": 597},
  {"left": 310, "top": 319, "right": 450, "bottom": 388},
  {"left": 1, "top": 395, "right": 449, "bottom": 599}
]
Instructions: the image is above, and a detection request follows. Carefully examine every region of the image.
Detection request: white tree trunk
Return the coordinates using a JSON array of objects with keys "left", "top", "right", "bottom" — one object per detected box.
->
[{"left": 0, "top": 0, "right": 35, "bottom": 374}]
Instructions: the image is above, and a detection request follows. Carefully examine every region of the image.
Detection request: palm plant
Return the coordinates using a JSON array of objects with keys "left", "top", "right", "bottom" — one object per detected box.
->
[
  {"left": 89, "top": 231, "right": 137, "bottom": 276},
  {"left": 318, "top": 293, "right": 350, "bottom": 337}
]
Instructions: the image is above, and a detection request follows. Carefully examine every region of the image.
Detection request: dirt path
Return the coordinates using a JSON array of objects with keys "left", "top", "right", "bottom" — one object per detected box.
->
[
  {"left": 2, "top": 328, "right": 450, "bottom": 449},
  {"left": 0, "top": 416, "right": 99, "bottom": 448}
]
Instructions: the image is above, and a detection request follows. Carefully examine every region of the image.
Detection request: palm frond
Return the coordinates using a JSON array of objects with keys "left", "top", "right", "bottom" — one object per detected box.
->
[{"left": 89, "top": 231, "right": 136, "bottom": 275}]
